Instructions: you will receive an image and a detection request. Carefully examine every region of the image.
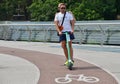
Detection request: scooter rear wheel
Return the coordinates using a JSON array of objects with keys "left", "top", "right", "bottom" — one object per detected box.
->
[{"left": 67, "top": 62, "right": 73, "bottom": 70}]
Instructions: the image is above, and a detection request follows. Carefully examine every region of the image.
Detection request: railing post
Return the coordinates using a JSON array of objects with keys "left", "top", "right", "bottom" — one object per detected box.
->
[{"left": 99, "top": 25, "right": 107, "bottom": 46}]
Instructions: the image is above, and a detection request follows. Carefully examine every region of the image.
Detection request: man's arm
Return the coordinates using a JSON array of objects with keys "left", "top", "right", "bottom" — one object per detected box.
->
[
  {"left": 69, "top": 11, "right": 75, "bottom": 33},
  {"left": 54, "top": 21, "right": 62, "bottom": 35},
  {"left": 54, "top": 13, "right": 61, "bottom": 33},
  {"left": 70, "top": 20, "right": 75, "bottom": 33},
  {"left": 69, "top": 11, "right": 76, "bottom": 23}
]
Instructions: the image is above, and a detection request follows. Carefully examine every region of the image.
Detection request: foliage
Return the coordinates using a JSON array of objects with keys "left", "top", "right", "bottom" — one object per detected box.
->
[
  {"left": 28, "top": 0, "right": 58, "bottom": 21},
  {"left": 0, "top": 0, "right": 119, "bottom": 21},
  {"left": 0, "top": 0, "right": 32, "bottom": 21}
]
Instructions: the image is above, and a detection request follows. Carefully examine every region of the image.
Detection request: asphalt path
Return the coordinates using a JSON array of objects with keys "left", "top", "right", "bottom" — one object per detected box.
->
[{"left": 0, "top": 40, "right": 119, "bottom": 84}]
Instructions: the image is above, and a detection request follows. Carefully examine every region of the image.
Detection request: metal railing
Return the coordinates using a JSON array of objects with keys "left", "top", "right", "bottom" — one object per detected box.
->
[{"left": 0, "top": 22, "right": 120, "bottom": 45}]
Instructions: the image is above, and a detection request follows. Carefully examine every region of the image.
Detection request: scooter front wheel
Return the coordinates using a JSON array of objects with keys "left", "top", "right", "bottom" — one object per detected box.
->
[{"left": 67, "top": 62, "right": 73, "bottom": 70}]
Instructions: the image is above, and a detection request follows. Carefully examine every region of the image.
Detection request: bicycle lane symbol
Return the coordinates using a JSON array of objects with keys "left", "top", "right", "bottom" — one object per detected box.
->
[{"left": 55, "top": 74, "right": 100, "bottom": 84}]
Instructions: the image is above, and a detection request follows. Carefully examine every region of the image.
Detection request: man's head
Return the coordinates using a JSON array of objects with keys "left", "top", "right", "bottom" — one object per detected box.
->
[{"left": 58, "top": 3, "right": 66, "bottom": 13}]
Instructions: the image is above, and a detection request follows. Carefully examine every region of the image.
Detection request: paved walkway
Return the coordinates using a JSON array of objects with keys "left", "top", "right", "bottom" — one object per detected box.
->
[{"left": 0, "top": 40, "right": 120, "bottom": 84}]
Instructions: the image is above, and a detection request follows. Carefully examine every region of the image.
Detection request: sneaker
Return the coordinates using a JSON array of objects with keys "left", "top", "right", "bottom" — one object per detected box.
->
[
  {"left": 64, "top": 60, "right": 74, "bottom": 65},
  {"left": 70, "top": 60, "right": 74, "bottom": 65},
  {"left": 64, "top": 60, "right": 68, "bottom": 65},
  {"left": 72, "top": 60, "right": 74, "bottom": 63}
]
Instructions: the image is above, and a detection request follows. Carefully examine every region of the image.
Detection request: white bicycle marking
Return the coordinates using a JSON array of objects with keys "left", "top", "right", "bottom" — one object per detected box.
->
[{"left": 55, "top": 74, "right": 100, "bottom": 83}]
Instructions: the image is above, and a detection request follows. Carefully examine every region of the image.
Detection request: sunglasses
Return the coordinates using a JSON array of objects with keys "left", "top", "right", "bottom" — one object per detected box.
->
[{"left": 60, "top": 7, "right": 66, "bottom": 9}]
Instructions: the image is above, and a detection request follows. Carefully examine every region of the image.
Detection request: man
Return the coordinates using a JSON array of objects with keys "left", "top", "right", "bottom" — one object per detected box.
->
[{"left": 54, "top": 3, "right": 75, "bottom": 65}]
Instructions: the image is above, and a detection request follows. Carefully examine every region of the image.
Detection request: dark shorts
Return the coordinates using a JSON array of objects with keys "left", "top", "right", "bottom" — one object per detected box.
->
[{"left": 59, "top": 32, "right": 75, "bottom": 42}]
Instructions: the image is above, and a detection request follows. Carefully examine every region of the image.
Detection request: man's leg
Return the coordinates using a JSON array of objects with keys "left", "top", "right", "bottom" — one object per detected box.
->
[
  {"left": 61, "top": 41, "right": 68, "bottom": 59},
  {"left": 69, "top": 41, "right": 73, "bottom": 60},
  {"left": 61, "top": 40, "right": 73, "bottom": 60}
]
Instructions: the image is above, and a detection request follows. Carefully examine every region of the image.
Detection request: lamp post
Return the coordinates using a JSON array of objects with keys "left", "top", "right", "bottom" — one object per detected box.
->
[{"left": 12, "top": 4, "right": 25, "bottom": 21}]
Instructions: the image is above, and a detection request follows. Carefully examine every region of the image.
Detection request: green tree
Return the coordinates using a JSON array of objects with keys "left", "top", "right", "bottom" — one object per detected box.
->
[
  {"left": 70, "top": 0, "right": 102, "bottom": 20},
  {"left": 115, "top": 0, "right": 120, "bottom": 19},
  {"left": 0, "top": 0, "right": 118, "bottom": 21},
  {"left": 0, "top": 0, "right": 32, "bottom": 20},
  {"left": 101, "top": 0, "right": 116, "bottom": 20},
  {"left": 28, "top": 0, "right": 58, "bottom": 21}
]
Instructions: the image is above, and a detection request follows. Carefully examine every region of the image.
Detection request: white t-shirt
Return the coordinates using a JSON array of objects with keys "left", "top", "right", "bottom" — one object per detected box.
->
[{"left": 54, "top": 12, "right": 73, "bottom": 32}]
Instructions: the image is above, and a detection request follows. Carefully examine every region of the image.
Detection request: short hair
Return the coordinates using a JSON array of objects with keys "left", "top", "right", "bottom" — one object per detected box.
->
[{"left": 58, "top": 3, "right": 66, "bottom": 8}]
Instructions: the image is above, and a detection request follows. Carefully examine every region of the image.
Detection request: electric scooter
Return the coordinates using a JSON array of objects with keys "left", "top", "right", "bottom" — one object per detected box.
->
[{"left": 64, "top": 32, "right": 73, "bottom": 70}]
